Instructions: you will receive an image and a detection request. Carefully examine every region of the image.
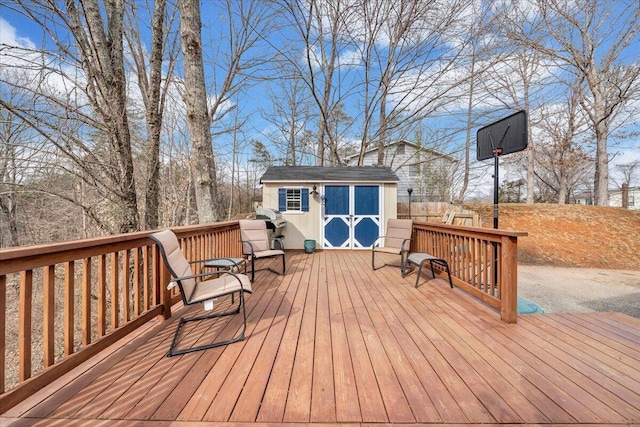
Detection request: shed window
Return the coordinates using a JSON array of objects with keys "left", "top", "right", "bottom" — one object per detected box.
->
[
  {"left": 287, "top": 188, "right": 301, "bottom": 210},
  {"left": 278, "top": 188, "right": 309, "bottom": 212}
]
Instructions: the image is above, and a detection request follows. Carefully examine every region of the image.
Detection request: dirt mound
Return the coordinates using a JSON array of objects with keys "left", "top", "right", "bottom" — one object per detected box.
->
[{"left": 465, "top": 204, "right": 640, "bottom": 270}]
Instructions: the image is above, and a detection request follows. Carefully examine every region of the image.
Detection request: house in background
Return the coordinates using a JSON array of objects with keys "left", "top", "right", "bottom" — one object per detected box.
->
[
  {"left": 345, "top": 139, "right": 459, "bottom": 203},
  {"left": 259, "top": 166, "right": 398, "bottom": 250},
  {"left": 609, "top": 185, "right": 639, "bottom": 210},
  {"left": 573, "top": 186, "right": 638, "bottom": 209}
]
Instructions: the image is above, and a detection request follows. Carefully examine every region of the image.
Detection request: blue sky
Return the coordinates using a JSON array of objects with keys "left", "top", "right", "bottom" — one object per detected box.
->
[{"left": 1, "top": 1, "right": 639, "bottom": 197}]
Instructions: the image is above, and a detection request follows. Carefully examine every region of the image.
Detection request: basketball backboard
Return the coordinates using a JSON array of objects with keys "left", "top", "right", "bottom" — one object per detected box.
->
[{"left": 476, "top": 110, "right": 528, "bottom": 161}]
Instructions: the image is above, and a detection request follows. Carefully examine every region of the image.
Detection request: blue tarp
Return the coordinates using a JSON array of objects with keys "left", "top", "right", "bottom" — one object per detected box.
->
[{"left": 517, "top": 296, "right": 545, "bottom": 314}]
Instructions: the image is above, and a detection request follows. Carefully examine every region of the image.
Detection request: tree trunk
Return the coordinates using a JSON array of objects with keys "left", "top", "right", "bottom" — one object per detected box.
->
[
  {"left": 594, "top": 122, "right": 609, "bottom": 206},
  {"left": 142, "top": 0, "right": 168, "bottom": 230},
  {"left": 69, "top": 0, "right": 139, "bottom": 233},
  {"left": 457, "top": 59, "right": 475, "bottom": 203},
  {"left": 377, "top": 86, "right": 387, "bottom": 166},
  {"left": 180, "top": 0, "right": 218, "bottom": 222},
  {"left": 558, "top": 172, "right": 568, "bottom": 204},
  {"left": 0, "top": 194, "right": 19, "bottom": 246}
]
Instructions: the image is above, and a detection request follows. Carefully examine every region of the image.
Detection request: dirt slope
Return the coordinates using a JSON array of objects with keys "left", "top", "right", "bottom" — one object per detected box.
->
[{"left": 466, "top": 204, "right": 640, "bottom": 270}]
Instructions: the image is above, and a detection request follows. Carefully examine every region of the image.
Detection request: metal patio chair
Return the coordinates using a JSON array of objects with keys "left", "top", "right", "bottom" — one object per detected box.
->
[
  {"left": 239, "top": 219, "right": 286, "bottom": 282},
  {"left": 150, "top": 229, "right": 252, "bottom": 357},
  {"left": 371, "top": 218, "right": 413, "bottom": 276}
]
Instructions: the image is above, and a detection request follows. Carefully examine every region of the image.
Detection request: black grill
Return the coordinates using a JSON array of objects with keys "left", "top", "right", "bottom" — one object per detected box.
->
[{"left": 255, "top": 207, "right": 287, "bottom": 249}]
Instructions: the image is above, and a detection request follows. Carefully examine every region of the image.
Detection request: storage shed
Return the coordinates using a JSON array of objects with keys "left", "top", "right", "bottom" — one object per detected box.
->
[{"left": 259, "top": 166, "right": 399, "bottom": 250}]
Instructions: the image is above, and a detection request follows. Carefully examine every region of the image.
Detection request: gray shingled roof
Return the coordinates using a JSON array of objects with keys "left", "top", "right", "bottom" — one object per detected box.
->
[{"left": 260, "top": 166, "right": 399, "bottom": 183}]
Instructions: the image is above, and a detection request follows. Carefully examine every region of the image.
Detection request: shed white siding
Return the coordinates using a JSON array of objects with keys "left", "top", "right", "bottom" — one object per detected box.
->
[{"left": 261, "top": 182, "right": 397, "bottom": 249}]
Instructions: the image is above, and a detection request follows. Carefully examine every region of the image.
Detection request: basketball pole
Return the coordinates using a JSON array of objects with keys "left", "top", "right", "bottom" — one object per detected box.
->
[
  {"left": 489, "top": 125, "right": 508, "bottom": 230},
  {"left": 493, "top": 152, "right": 500, "bottom": 229}
]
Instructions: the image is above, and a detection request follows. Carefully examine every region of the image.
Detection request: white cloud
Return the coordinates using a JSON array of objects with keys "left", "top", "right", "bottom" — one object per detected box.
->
[
  {"left": 0, "top": 17, "right": 35, "bottom": 50},
  {"left": 0, "top": 17, "right": 84, "bottom": 102}
]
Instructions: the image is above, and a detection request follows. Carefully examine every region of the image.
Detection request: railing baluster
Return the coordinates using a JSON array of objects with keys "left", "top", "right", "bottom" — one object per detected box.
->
[
  {"left": 82, "top": 257, "right": 92, "bottom": 346},
  {"left": 98, "top": 255, "right": 106, "bottom": 337},
  {"left": 111, "top": 252, "right": 119, "bottom": 330},
  {"left": 123, "top": 249, "right": 130, "bottom": 323},
  {"left": 64, "top": 261, "right": 75, "bottom": 356},
  {"left": 0, "top": 274, "right": 6, "bottom": 393},
  {"left": 19, "top": 270, "right": 32, "bottom": 382},
  {"left": 134, "top": 247, "right": 141, "bottom": 316},
  {"left": 152, "top": 245, "right": 159, "bottom": 307},
  {"left": 43, "top": 265, "right": 55, "bottom": 367},
  {"left": 143, "top": 246, "right": 150, "bottom": 312}
]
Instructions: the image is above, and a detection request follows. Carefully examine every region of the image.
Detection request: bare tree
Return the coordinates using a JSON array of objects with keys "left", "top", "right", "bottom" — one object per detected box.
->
[
  {"left": 65, "top": 0, "right": 140, "bottom": 231},
  {"left": 535, "top": 82, "right": 591, "bottom": 204},
  {"left": 205, "top": 1, "right": 274, "bottom": 134},
  {"left": 275, "top": 0, "right": 355, "bottom": 166},
  {"left": 179, "top": 0, "right": 218, "bottom": 222},
  {"left": 348, "top": 0, "right": 475, "bottom": 165},
  {"left": 125, "top": 0, "right": 180, "bottom": 230},
  {"left": 179, "top": 0, "right": 275, "bottom": 221},
  {"left": 0, "top": 100, "right": 26, "bottom": 246},
  {"left": 261, "top": 66, "right": 314, "bottom": 166},
  {"left": 526, "top": 0, "right": 640, "bottom": 206},
  {"left": 614, "top": 161, "right": 640, "bottom": 187},
  {"left": 488, "top": 0, "right": 560, "bottom": 204},
  {"left": 455, "top": 1, "right": 500, "bottom": 203},
  {"left": 1, "top": 0, "right": 141, "bottom": 233}
]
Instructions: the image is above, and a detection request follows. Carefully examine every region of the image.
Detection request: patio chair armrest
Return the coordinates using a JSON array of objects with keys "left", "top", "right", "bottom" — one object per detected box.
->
[
  {"left": 400, "top": 238, "right": 412, "bottom": 252},
  {"left": 240, "top": 239, "right": 256, "bottom": 256},
  {"left": 372, "top": 235, "right": 385, "bottom": 248},
  {"left": 192, "top": 271, "right": 253, "bottom": 294},
  {"left": 169, "top": 269, "right": 236, "bottom": 285},
  {"left": 189, "top": 257, "right": 241, "bottom": 267}
]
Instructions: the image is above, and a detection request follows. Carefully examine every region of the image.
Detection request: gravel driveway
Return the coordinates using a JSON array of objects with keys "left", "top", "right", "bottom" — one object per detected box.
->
[{"left": 518, "top": 265, "right": 640, "bottom": 318}]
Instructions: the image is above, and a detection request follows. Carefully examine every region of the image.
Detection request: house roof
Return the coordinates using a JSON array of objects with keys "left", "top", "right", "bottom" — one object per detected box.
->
[
  {"left": 610, "top": 186, "right": 640, "bottom": 194},
  {"left": 260, "top": 166, "right": 399, "bottom": 183},
  {"left": 344, "top": 139, "right": 457, "bottom": 162}
]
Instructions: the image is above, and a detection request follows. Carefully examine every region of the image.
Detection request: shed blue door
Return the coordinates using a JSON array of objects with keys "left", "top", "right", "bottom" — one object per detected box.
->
[{"left": 323, "top": 185, "right": 380, "bottom": 249}]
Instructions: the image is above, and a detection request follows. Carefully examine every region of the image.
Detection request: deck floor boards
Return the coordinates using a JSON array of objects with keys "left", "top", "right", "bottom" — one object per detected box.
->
[{"left": 3, "top": 250, "right": 640, "bottom": 426}]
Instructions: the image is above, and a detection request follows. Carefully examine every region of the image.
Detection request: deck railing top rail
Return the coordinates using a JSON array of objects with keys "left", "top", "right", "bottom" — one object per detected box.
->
[{"left": 0, "top": 221, "right": 239, "bottom": 275}]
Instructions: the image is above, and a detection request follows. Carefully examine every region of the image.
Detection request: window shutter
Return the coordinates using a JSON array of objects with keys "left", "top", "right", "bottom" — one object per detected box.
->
[
  {"left": 301, "top": 188, "right": 309, "bottom": 212},
  {"left": 278, "top": 188, "right": 286, "bottom": 211}
]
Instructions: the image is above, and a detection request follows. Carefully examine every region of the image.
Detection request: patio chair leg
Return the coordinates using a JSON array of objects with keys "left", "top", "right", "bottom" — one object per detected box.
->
[
  {"left": 428, "top": 260, "right": 453, "bottom": 288},
  {"left": 414, "top": 259, "right": 426, "bottom": 288},
  {"left": 167, "top": 292, "right": 247, "bottom": 357},
  {"left": 281, "top": 253, "right": 286, "bottom": 275},
  {"left": 372, "top": 251, "right": 398, "bottom": 272}
]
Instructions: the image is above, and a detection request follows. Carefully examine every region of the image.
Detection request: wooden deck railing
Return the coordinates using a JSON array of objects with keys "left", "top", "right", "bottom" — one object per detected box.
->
[
  {"left": 0, "top": 221, "right": 242, "bottom": 412},
  {"left": 411, "top": 221, "right": 527, "bottom": 323},
  {"left": 0, "top": 219, "right": 524, "bottom": 413}
]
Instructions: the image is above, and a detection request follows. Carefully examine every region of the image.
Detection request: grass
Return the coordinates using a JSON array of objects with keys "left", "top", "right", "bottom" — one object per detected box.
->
[{"left": 468, "top": 203, "right": 640, "bottom": 270}]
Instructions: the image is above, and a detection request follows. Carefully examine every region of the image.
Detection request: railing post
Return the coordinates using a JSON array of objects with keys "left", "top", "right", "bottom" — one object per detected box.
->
[
  {"left": 158, "top": 254, "right": 173, "bottom": 320},
  {"left": 500, "top": 235, "right": 518, "bottom": 323}
]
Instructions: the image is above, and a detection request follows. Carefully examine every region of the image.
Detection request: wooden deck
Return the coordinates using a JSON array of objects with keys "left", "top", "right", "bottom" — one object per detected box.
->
[{"left": 3, "top": 250, "right": 640, "bottom": 426}]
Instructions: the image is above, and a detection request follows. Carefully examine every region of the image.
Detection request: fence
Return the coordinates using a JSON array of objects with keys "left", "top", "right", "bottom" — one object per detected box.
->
[
  {"left": 398, "top": 202, "right": 482, "bottom": 227},
  {"left": 411, "top": 221, "right": 526, "bottom": 323},
  {"left": 0, "top": 219, "right": 524, "bottom": 413},
  {"left": 0, "top": 222, "right": 241, "bottom": 412}
]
